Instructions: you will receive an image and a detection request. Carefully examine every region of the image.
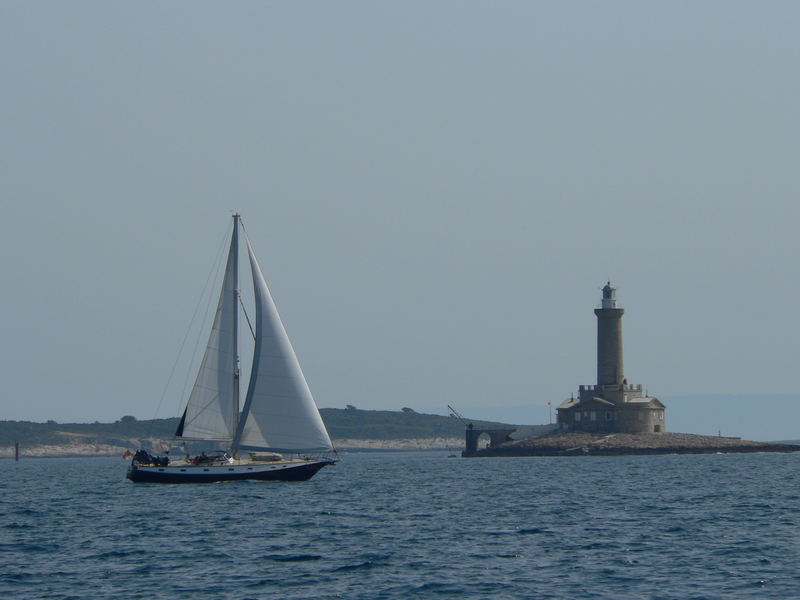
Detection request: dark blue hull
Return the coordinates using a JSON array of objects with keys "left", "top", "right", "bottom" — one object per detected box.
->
[{"left": 126, "top": 459, "right": 335, "bottom": 483}]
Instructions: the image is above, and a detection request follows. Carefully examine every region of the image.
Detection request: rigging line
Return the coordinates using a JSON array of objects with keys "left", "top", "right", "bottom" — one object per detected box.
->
[
  {"left": 237, "top": 215, "right": 258, "bottom": 341},
  {"left": 151, "top": 224, "right": 231, "bottom": 421},
  {"left": 239, "top": 294, "right": 256, "bottom": 341},
  {"left": 178, "top": 230, "right": 231, "bottom": 414}
]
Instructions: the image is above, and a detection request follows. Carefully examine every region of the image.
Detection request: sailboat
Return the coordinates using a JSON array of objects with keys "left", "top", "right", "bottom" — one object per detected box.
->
[{"left": 127, "top": 214, "right": 337, "bottom": 483}]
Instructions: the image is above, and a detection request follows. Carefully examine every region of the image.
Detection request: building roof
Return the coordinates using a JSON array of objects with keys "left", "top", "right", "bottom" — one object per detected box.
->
[
  {"left": 557, "top": 396, "right": 614, "bottom": 410},
  {"left": 624, "top": 396, "right": 664, "bottom": 408},
  {"left": 558, "top": 396, "right": 665, "bottom": 410},
  {"left": 557, "top": 397, "right": 580, "bottom": 410}
]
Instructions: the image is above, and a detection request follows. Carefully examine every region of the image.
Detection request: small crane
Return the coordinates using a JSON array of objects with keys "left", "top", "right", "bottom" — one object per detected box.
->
[{"left": 447, "top": 405, "right": 470, "bottom": 427}]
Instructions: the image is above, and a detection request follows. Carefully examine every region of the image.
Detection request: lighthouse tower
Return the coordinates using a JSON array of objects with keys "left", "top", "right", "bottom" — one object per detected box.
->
[
  {"left": 556, "top": 282, "right": 667, "bottom": 434},
  {"left": 595, "top": 282, "right": 624, "bottom": 386}
]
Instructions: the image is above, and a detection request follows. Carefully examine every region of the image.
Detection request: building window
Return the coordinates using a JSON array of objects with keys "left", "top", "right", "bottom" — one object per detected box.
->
[
  {"left": 605, "top": 411, "right": 613, "bottom": 421},
  {"left": 590, "top": 411, "right": 597, "bottom": 421},
  {"left": 659, "top": 410, "right": 664, "bottom": 420},
  {"left": 574, "top": 412, "right": 581, "bottom": 421}
]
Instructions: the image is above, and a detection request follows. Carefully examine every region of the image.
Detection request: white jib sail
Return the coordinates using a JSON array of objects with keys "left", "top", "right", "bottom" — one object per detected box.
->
[
  {"left": 178, "top": 233, "right": 239, "bottom": 441},
  {"left": 234, "top": 238, "right": 333, "bottom": 452}
]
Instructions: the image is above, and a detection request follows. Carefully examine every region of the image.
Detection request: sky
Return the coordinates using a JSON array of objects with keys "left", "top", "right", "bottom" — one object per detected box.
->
[{"left": 1, "top": 2, "right": 799, "bottom": 440}]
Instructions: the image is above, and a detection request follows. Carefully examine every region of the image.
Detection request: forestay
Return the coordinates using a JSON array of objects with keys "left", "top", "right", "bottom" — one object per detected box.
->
[{"left": 233, "top": 238, "right": 333, "bottom": 453}]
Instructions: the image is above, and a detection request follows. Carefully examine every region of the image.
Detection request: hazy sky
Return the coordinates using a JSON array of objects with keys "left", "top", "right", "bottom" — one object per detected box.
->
[{"left": 2, "top": 2, "right": 799, "bottom": 438}]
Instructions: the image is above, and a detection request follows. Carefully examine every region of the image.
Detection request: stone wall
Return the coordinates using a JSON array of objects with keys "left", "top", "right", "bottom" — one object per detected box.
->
[
  {"left": 615, "top": 407, "right": 665, "bottom": 434},
  {"left": 557, "top": 405, "right": 666, "bottom": 434}
]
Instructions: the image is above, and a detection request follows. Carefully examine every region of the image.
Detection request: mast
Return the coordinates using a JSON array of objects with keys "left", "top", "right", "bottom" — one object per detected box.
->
[
  {"left": 175, "top": 214, "right": 244, "bottom": 443},
  {"left": 232, "top": 213, "right": 241, "bottom": 440}
]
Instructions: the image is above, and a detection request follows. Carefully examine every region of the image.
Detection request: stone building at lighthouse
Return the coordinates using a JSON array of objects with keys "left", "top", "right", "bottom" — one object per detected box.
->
[{"left": 557, "top": 283, "right": 666, "bottom": 434}]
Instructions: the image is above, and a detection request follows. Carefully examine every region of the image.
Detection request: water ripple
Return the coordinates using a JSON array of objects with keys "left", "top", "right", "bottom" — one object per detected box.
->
[{"left": 1, "top": 453, "right": 798, "bottom": 599}]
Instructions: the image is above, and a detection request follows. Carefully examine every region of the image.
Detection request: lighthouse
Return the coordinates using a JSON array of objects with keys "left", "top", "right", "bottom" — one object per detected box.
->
[
  {"left": 556, "top": 283, "right": 667, "bottom": 434},
  {"left": 595, "top": 282, "right": 624, "bottom": 386}
]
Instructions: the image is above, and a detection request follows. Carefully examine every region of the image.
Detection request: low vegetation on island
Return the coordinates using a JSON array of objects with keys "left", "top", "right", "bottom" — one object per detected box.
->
[
  {"left": 0, "top": 407, "right": 516, "bottom": 457},
  {"left": 5, "top": 409, "right": 798, "bottom": 459}
]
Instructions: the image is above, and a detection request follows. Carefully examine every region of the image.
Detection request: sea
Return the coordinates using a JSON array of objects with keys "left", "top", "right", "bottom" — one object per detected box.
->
[{"left": 1, "top": 451, "right": 798, "bottom": 600}]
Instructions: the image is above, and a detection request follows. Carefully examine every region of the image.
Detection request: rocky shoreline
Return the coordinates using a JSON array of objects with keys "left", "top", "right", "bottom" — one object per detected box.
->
[
  {"left": 1, "top": 437, "right": 466, "bottom": 458},
  {"left": 465, "top": 432, "right": 800, "bottom": 457},
  {"left": 5, "top": 432, "right": 799, "bottom": 459}
]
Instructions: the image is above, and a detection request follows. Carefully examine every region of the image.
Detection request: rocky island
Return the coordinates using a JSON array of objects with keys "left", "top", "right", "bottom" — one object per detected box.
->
[{"left": 463, "top": 431, "right": 800, "bottom": 457}]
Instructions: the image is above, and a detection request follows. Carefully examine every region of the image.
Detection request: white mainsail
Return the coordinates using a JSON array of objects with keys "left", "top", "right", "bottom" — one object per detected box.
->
[
  {"left": 233, "top": 237, "right": 334, "bottom": 452},
  {"left": 176, "top": 228, "right": 239, "bottom": 441}
]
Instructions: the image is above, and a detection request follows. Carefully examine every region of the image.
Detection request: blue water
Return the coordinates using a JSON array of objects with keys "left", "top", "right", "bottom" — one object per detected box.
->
[{"left": 1, "top": 452, "right": 798, "bottom": 599}]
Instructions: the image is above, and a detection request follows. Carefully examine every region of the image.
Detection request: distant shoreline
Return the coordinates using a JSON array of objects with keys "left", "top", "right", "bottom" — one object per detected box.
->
[
  {"left": 1, "top": 437, "right": 466, "bottom": 459},
  {"left": 5, "top": 433, "right": 800, "bottom": 459}
]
